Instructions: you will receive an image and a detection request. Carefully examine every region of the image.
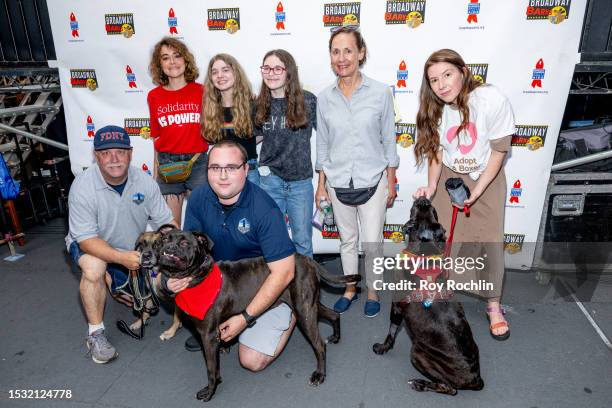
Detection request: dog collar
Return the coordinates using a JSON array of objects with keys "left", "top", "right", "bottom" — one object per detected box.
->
[{"left": 175, "top": 263, "right": 223, "bottom": 320}]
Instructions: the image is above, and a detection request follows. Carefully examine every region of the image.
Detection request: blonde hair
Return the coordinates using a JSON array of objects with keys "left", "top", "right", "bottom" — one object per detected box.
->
[{"left": 202, "top": 54, "right": 253, "bottom": 143}]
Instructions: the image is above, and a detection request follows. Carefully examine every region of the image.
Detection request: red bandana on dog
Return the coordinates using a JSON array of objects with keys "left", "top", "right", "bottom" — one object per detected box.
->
[{"left": 175, "top": 263, "right": 223, "bottom": 320}]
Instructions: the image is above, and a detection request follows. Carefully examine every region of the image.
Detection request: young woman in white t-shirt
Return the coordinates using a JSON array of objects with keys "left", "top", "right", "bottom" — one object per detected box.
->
[{"left": 413, "top": 49, "right": 515, "bottom": 341}]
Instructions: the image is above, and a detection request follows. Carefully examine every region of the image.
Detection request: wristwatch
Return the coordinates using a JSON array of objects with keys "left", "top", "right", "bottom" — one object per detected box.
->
[{"left": 241, "top": 310, "right": 257, "bottom": 328}]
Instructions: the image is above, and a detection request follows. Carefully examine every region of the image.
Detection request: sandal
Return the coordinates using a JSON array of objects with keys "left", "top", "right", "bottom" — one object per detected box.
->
[{"left": 486, "top": 304, "right": 510, "bottom": 341}]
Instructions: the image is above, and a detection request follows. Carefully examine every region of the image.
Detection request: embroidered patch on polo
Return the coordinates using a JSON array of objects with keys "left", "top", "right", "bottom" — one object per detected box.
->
[
  {"left": 132, "top": 192, "right": 145, "bottom": 204},
  {"left": 237, "top": 218, "right": 250, "bottom": 234}
]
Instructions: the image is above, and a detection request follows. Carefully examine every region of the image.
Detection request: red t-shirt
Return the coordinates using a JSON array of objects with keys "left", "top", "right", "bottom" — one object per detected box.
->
[{"left": 147, "top": 82, "right": 208, "bottom": 154}]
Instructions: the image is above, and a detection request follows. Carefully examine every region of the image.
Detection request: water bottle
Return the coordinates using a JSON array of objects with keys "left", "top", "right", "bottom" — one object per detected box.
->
[{"left": 320, "top": 200, "right": 334, "bottom": 226}]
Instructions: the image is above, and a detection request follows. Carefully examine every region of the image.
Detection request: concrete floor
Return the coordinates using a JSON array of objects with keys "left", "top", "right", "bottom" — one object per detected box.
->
[{"left": 1, "top": 219, "right": 611, "bottom": 408}]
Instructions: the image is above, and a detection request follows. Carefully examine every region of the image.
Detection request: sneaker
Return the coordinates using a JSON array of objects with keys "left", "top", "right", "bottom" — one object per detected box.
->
[
  {"left": 185, "top": 335, "right": 202, "bottom": 352},
  {"left": 86, "top": 329, "right": 118, "bottom": 364}
]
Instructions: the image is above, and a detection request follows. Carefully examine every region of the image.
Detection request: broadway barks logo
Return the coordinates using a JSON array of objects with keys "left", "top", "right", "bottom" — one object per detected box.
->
[
  {"left": 124, "top": 118, "right": 151, "bottom": 139},
  {"left": 69, "top": 12, "right": 79, "bottom": 37},
  {"left": 508, "top": 179, "right": 523, "bottom": 205},
  {"left": 466, "top": 63, "right": 488, "bottom": 83},
  {"left": 168, "top": 8, "right": 178, "bottom": 35},
  {"left": 396, "top": 123, "right": 416, "bottom": 148},
  {"left": 526, "top": 0, "right": 571, "bottom": 24},
  {"left": 207, "top": 8, "right": 240, "bottom": 34},
  {"left": 70, "top": 69, "right": 98, "bottom": 91},
  {"left": 384, "top": 224, "right": 405, "bottom": 243},
  {"left": 86, "top": 115, "right": 95, "bottom": 138},
  {"left": 385, "top": 0, "right": 426, "bottom": 28},
  {"left": 512, "top": 125, "right": 548, "bottom": 151},
  {"left": 504, "top": 233, "right": 525, "bottom": 254},
  {"left": 323, "top": 2, "right": 361, "bottom": 27},
  {"left": 321, "top": 224, "right": 340, "bottom": 239},
  {"left": 105, "top": 13, "right": 135, "bottom": 37}
]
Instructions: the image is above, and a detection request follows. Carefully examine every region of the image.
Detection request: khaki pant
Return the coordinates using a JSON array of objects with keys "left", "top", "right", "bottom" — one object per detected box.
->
[
  {"left": 432, "top": 166, "right": 506, "bottom": 298},
  {"left": 327, "top": 175, "right": 389, "bottom": 289}
]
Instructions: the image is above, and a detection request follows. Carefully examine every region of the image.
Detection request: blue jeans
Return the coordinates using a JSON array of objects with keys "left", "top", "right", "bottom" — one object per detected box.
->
[
  {"left": 247, "top": 159, "right": 260, "bottom": 186},
  {"left": 259, "top": 173, "right": 313, "bottom": 258}
]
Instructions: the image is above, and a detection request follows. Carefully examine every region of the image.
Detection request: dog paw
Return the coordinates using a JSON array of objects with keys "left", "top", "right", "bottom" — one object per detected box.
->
[
  {"left": 326, "top": 334, "right": 340, "bottom": 344},
  {"left": 372, "top": 343, "right": 388, "bottom": 355},
  {"left": 309, "top": 371, "right": 325, "bottom": 387},
  {"left": 196, "top": 386, "right": 215, "bottom": 401}
]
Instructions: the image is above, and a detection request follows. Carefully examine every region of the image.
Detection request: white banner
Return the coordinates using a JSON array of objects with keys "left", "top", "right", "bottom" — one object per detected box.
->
[{"left": 47, "top": 0, "right": 586, "bottom": 268}]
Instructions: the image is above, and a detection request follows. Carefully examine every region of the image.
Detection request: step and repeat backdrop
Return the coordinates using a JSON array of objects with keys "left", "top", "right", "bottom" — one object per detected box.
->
[{"left": 47, "top": 0, "right": 586, "bottom": 268}]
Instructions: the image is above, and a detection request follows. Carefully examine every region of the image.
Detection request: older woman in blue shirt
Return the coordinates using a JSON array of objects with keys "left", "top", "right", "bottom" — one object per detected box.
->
[{"left": 316, "top": 26, "right": 400, "bottom": 317}]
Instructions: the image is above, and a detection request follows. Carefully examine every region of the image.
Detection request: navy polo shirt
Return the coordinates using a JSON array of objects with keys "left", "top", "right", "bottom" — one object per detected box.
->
[{"left": 184, "top": 181, "right": 295, "bottom": 263}]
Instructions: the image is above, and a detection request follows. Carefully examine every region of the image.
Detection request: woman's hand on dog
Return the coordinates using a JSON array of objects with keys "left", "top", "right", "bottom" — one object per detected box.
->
[
  {"left": 413, "top": 185, "right": 436, "bottom": 200},
  {"left": 219, "top": 315, "right": 247, "bottom": 342},
  {"left": 166, "top": 276, "right": 193, "bottom": 293}
]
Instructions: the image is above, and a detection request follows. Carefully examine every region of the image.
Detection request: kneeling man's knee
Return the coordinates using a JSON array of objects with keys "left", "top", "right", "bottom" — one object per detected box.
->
[
  {"left": 239, "top": 346, "right": 271, "bottom": 372},
  {"left": 79, "top": 255, "right": 107, "bottom": 282}
]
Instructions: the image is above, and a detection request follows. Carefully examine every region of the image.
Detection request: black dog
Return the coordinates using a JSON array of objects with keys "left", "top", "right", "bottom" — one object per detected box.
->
[
  {"left": 372, "top": 197, "right": 484, "bottom": 395},
  {"left": 153, "top": 225, "right": 360, "bottom": 401}
]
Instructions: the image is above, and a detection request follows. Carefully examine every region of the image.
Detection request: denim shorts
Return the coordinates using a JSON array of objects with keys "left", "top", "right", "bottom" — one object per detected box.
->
[
  {"left": 157, "top": 152, "right": 208, "bottom": 196},
  {"left": 69, "top": 241, "right": 129, "bottom": 294}
]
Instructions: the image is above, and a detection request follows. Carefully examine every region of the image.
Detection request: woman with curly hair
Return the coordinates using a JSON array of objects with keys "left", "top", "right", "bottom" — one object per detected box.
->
[
  {"left": 254, "top": 49, "right": 317, "bottom": 257},
  {"left": 413, "top": 48, "right": 515, "bottom": 341},
  {"left": 147, "top": 37, "right": 208, "bottom": 225},
  {"left": 201, "top": 54, "right": 259, "bottom": 184}
]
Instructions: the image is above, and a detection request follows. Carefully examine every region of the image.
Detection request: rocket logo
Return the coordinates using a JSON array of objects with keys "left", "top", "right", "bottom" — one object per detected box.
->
[
  {"left": 70, "top": 12, "right": 79, "bottom": 37},
  {"left": 168, "top": 8, "right": 178, "bottom": 34},
  {"left": 142, "top": 163, "right": 152, "bottom": 176},
  {"left": 509, "top": 180, "right": 522, "bottom": 204},
  {"left": 467, "top": 0, "right": 480, "bottom": 23},
  {"left": 86, "top": 115, "right": 95, "bottom": 137},
  {"left": 276, "top": 2, "right": 286, "bottom": 30},
  {"left": 126, "top": 65, "right": 137, "bottom": 88},
  {"left": 531, "top": 59, "right": 545, "bottom": 88},
  {"left": 397, "top": 60, "right": 408, "bottom": 88}
]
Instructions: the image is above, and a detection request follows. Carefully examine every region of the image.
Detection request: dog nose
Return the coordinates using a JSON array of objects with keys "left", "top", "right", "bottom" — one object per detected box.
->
[{"left": 417, "top": 229, "right": 435, "bottom": 241}]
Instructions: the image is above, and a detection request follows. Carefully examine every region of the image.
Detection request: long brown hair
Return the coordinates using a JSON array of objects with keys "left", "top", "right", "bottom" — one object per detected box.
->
[
  {"left": 414, "top": 49, "right": 482, "bottom": 166},
  {"left": 148, "top": 37, "right": 199, "bottom": 86},
  {"left": 254, "top": 49, "right": 308, "bottom": 129},
  {"left": 201, "top": 54, "right": 253, "bottom": 143}
]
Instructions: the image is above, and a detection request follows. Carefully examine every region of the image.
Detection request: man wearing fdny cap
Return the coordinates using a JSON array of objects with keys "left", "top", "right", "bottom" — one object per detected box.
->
[{"left": 65, "top": 125, "right": 178, "bottom": 364}]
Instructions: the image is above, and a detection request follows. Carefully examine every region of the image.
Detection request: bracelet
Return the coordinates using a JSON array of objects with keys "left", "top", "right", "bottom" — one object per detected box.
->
[{"left": 241, "top": 310, "right": 257, "bottom": 328}]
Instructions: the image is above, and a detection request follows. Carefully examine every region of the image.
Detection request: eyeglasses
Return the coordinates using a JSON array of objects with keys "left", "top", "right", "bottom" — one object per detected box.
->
[
  {"left": 96, "top": 149, "right": 130, "bottom": 159},
  {"left": 207, "top": 163, "right": 246, "bottom": 175},
  {"left": 330, "top": 24, "right": 360, "bottom": 33},
  {"left": 260, "top": 65, "right": 286, "bottom": 75}
]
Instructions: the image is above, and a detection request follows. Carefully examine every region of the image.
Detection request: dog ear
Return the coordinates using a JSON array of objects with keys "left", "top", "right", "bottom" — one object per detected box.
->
[
  {"left": 402, "top": 220, "right": 415, "bottom": 238},
  {"left": 193, "top": 231, "right": 214, "bottom": 252},
  {"left": 157, "top": 224, "right": 177, "bottom": 235},
  {"left": 431, "top": 206, "right": 439, "bottom": 222},
  {"left": 433, "top": 224, "right": 446, "bottom": 243}
]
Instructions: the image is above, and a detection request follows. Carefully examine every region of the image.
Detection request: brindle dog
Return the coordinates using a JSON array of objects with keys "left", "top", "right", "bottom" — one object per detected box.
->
[
  {"left": 130, "top": 231, "right": 182, "bottom": 341},
  {"left": 152, "top": 225, "right": 360, "bottom": 401},
  {"left": 372, "top": 197, "right": 484, "bottom": 395}
]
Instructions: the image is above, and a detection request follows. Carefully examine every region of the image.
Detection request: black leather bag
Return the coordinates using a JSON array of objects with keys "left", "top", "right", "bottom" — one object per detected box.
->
[{"left": 334, "top": 176, "right": 381, "bottom": 206}]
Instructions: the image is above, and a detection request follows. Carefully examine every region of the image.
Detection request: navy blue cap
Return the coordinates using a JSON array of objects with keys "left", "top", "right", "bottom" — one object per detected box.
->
[{"left": 93, "top": 125, "right": 132, "bottom": 151}]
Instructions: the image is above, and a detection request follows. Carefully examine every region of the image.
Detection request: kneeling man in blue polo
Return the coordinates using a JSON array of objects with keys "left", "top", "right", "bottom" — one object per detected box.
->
[{"left": 181, "top": 140, "right": 296, "bottom": 372}]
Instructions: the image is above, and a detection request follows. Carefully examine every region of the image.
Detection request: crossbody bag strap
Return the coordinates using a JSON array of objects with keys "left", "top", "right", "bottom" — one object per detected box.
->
[{"left": 188, "top": 153, "right": 201, "bottom": 165}]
